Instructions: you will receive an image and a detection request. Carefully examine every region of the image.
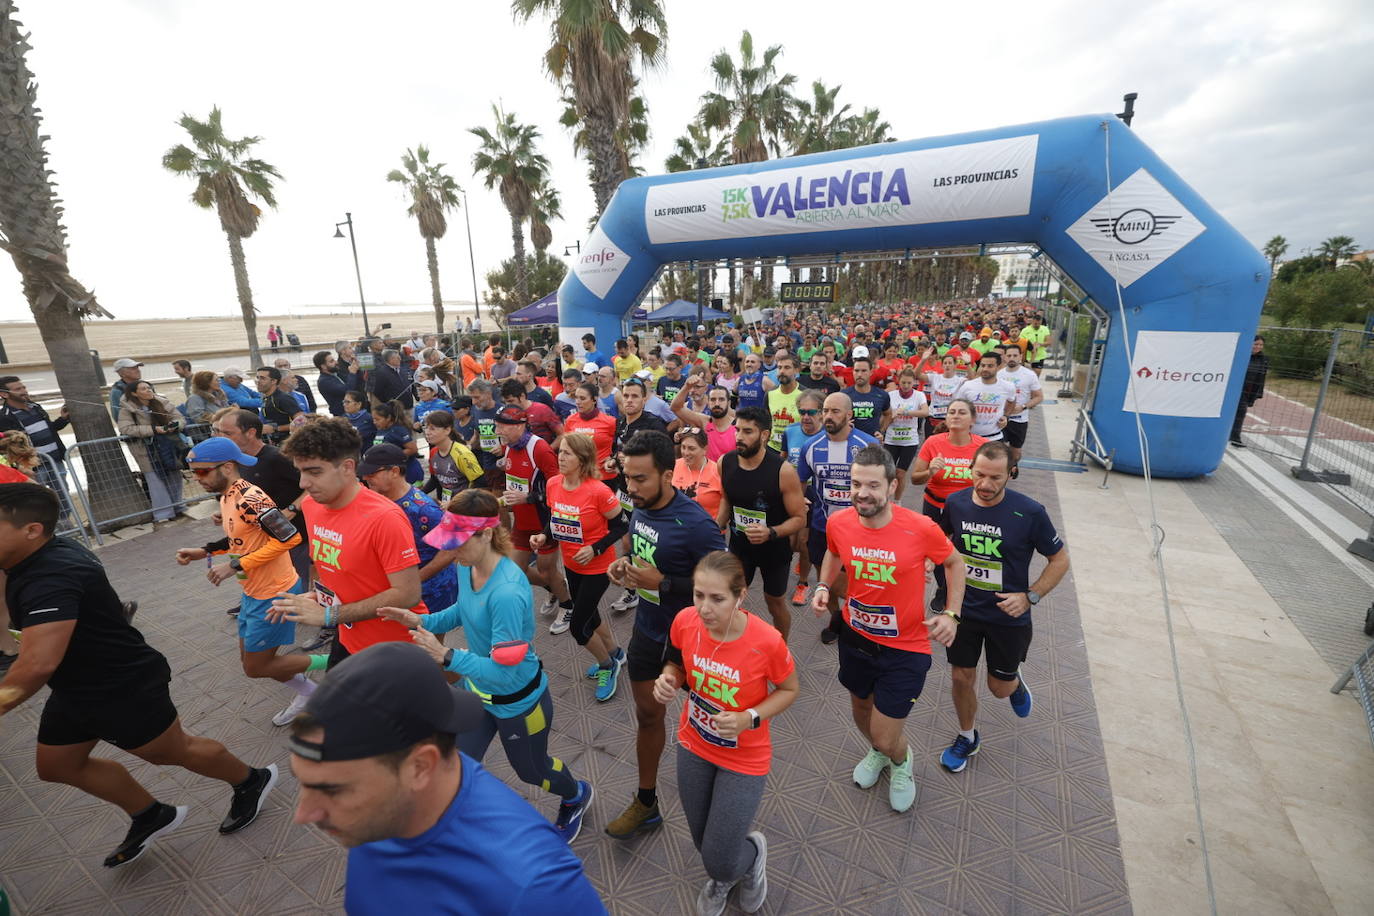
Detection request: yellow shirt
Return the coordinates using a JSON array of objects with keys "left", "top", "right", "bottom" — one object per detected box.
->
[
  {"left": 1020, "top": 325, "right": 1050, "bottom": 362},
  {"left": 613, "top": 354, "right": 643, "bottom": 380}
]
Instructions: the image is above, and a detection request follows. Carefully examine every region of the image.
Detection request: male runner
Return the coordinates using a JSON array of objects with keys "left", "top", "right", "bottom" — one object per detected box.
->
[
  {"left": 811, "top": 446, "right": 966, "bottom": 811},
  {"left": 996, "top": 343, "right": 1044, "bottom": 473},
  {"left": 670, "top": 371, "right": 737, "bottom": 462},
  {"left": 955, "top": 352, "right": 1017, "bottom": 441},
  {"left": 465, "top": 380, "right": 504, "bottom": 491},
  {"left": 797, "top": 393, "right": 878, "bottom": 644},
  {"left": 734, "top": 352, "right": 776, "bottom": 411},
  {"left": 1018, "top": 314, "right": 1050, "bottom": 375},
  {"left": 269, "top": 418, "right": 427, "bottom": 667},
  {"left": 842, "top": 352, "right": 891, "bottom": 440},
  {"left": 255, "top": 366, "right": 302, "bottom": 440},
  {"left": 357, "top": 444, "right": 460, "bottom": 616},
  {"left": 494, "top": 405, "right": 570, "bottom": 619},
  {"left": 716, "top": 407, "right": 807, "bottom": 640},
  {"left": 289, "top": 642, "right": 607, "bottom": 913},
  {"left": 174, "top": 437, "right": 323, "bottom": 727},
  {"left": 605, "top": 431, "right": 724, "bottom": 839},
  {"left": 765, "top": 354, "right": 803, "bottom": 453},
  {"left": 0, "top": 483, "right": 277, "bottom": 868},
  {"left": 500, "top": 378, "right": 562, "bottom": 443},
  {"left": 798, "top": 352, "right": 841, "bottom": 396},
  {"left": 781, "top": 390, "right": 824, "bottom": 606},
  {"left": 937, "top": 441, "right": 1069, "bottom": 773},
  {"left": 655, "top": 354, "right": 688, "bottom": 405}
]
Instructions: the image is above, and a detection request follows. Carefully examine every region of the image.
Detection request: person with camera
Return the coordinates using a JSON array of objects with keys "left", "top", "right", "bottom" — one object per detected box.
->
[{"left": 116, "top": 380, "right": 187, "bottom": 522}]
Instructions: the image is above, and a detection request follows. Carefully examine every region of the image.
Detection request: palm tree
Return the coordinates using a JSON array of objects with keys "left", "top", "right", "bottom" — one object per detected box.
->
[
  {"left": 0, "top": 0, "right": 148, "bottom": 524},
  {"left": 514, "top": 0, "right": 667, "bottom": 215},
  {"left": 844, "top": 107, "right": 894, "bottom": 147},
  {"left": 470, "top": 104, "right": 549, "bottom": 306},
  {"left": 700, "top": 30, "right": 797, "bottom": 165},
  {"left": 387, "top": 145, "right": 461, "bottom": 334},
  {"left": 559, "top": 85, "right": 651, "bottom": 184},
  {"left": 1262, "top": 235, "right": 1288, "bottom": 274},
  {"left": 162, "top": 107, "right": 281, "bottom": 369},
  {"left": 1318, "top": 235, "right": 1357, "bottom": 267},
  {"left": 664, "top": 119, "right": 729, "bottom": 172},
  {"left": 789, "top": 80, "right": 850, "bottom": 155},
  {"left": 528, "top": 177, "right": 563, "bottom": 254}
]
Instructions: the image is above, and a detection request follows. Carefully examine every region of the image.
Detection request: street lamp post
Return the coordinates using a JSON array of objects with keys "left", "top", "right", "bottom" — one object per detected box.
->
[
  {"left": 333, "top": 212, "right": 371, "bottom": 338},
  {"left": 462, "top": 189, "right": 481, "bottom": 328},
  {"left": 695, "top": 157, "right": 709, "bottom": 330}
]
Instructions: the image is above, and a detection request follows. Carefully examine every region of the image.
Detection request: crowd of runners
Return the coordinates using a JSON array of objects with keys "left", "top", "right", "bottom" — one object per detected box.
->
[{"left": 0, "top": 298, "right": 1072, "bottom": 914}]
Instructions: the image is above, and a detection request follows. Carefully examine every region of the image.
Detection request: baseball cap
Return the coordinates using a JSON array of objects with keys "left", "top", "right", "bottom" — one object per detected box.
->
[
  {"left": 959, "top": 331, "right": 974, "bottom": 341},
  {"left": 582, "top": 362, "right": 599, "bottom": 373},
  {"left": 357, "top": 443, "right": 408, "bottom": 476},
  {"left": 187, "top": 437, "right": 257, "bottom": 467},
  {"left": 221, "top": 365, "right": 246, "bottom": 379},
  {"left": 494, "top": 405, "right": 527, "bottom": 424},
  {"left": 417, "top": 379, "right": 441, "bottom": 392},
  {"left": 288, "top": 642, "right": 485, "bottom": 762},
  {"left": 696, "top": 324, "right": 706, "bottom": 331},
  {"left": 851, "top": 345, "right": 870, "bottom": 359},
  {"left": 634, "top": 369, "right": 653, "bottom": 380},
  {"left": 453, "top": 395, "right": 473, "bottom": 410},
  {"left": 112, "top": 358, "right": 143, "bottom": 370}
]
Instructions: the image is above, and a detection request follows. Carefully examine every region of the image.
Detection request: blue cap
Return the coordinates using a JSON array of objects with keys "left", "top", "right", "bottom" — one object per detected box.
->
[{"left": 187, "top": 436, "right": 257, "bottom": 466}]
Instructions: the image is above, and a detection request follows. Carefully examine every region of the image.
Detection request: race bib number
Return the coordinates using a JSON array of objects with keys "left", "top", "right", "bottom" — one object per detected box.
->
[
  {"left": 314, "top": 582, "right": 340, "bottom": 607},
  {"left": 733, "top": 506, "right": 766, "bottom": 533},
  {"left": 886, "top": 424, "right": 917, "bottom": 445},
  {"left": 964, "top": 554, "right": 1003, "bottom": 591},
  {"left": 847, "top": 597, "right": 899, "bottom": 639},
  {"left": 478, "top": 420, "right": 500, "bottom": 450},
  {"left": 550, "top": 510, "right": 583, "bottom": 544},
  {"left": 687, "top": 692, "right": 738, "bottom": 749},
  {"left": 822, "top": 479, "right": 851, "bottom": 507},
  {"left": 505, "top": 473, "right": 529, "bottom": 494},
  {"left": 617, "top": 490, "right": 634, "bottom": 514},
  {"left": 632, "top": 555, "right": 659, "bottom": 605}
]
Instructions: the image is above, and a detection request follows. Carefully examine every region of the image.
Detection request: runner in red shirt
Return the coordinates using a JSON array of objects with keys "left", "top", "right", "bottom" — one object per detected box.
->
[
  {"left": 653, "top": 551, "right": 798, "bottom": 913},
  {"left": 270, "top": 418, "right": 427, "bottom": 668},
  {"left": 563, "top": 381, "right": 618, "bottom": 481},
  {"left": 812, "top": 444, "right": 965, "bottom": 814},
  {"left": 495, "top": 405, "right": 569, "bottom": 622},
  {"left": 911, "top": 398, "right": 986, "bottom": 523}
]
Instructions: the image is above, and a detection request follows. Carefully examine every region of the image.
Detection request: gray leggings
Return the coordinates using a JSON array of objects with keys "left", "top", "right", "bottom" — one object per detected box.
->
[{"left": 675, "top": 744, "right": 766, "bottom": 883}]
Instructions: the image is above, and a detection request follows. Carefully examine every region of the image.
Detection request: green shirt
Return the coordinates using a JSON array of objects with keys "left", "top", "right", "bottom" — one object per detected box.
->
[{"left": 1020, "top": 325, "right": 1050, "bottom": 361}]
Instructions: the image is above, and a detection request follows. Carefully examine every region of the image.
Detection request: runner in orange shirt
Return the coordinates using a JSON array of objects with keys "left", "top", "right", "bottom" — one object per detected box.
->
[
  {"left": 812, "top": 445, "right": 965, "bottom": 813},
  {"left": 174, "top": 437, "right": 323, "bottom": 728},
  {"left": 563, "top": 381, "right": 619, "bottom": 481},
  {"left": 654, "top": 551, "right": 798, "bottom": 914},
  {"left": 910, "top": 398, "right": 987, "bottom": 524}
]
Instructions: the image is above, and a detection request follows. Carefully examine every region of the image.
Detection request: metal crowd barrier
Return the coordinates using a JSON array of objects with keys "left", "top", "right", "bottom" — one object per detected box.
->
[{"left": 1330, "top": 643, "right": 1374, "bottom": 753}]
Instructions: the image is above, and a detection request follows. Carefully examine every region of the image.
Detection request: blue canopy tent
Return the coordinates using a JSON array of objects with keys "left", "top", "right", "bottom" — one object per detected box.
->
[
  {"left": 507, "top": 291, "right": 558, "bottom": 327},
  {"left": 643, "top": 299, "right": 731, "bottom": 324}
]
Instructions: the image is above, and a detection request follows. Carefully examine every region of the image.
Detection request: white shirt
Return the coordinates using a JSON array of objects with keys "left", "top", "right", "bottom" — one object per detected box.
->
[
  {"left": 886, "top": 388, "right": 928, "bottom": 447},
  {"left": 954, "top": 377, "right": 1018, "bottom": 439},
  {"left": 924, "top": 372, "right": 965, "bottom": 417},
  {"left": 998, "top": 366, "right": 1042, "bottom": 423}
]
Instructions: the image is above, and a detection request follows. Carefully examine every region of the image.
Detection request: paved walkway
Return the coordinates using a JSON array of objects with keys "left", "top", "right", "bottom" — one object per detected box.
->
[{"left": 0, "top": 419, "right": 1134, "bottom": 914}]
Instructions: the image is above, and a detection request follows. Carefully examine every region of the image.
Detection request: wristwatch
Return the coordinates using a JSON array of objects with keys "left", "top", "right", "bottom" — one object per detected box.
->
[
  {"left": 228, "top": 556, "right": 243, "bottom": 572},
  {"left": 285, "top": 503, "right": 298, "bottom": 515},
  {"left": 747, "top": 708, "right": 761, "bottom": 730},
  {"left": 1026, "top": 589, "right": 1041, "bottom": 606},
  {"left": 442, "top": 648, "right": 454, "bottom": 668}
]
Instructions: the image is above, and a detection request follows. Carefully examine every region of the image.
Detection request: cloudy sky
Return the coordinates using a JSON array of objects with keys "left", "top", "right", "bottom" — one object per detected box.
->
[{"left": 2, "top": 0, "right": 1371, "bottom": 323}]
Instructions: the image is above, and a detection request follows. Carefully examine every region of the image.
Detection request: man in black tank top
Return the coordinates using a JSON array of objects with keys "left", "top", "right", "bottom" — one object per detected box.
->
[{"left": 715, "top": 407, "right": 808, "bottom": 640}]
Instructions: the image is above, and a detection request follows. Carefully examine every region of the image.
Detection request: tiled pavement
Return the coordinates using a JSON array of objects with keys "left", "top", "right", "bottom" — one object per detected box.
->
[{"left": 0, "top": 422, "right": 1133, "bottom": 915}]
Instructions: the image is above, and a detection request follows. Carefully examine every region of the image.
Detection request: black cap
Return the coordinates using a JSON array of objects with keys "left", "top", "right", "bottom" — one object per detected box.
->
[
  {"left": 453, "top": 395, "right": 473, "bottom": 410},
  {"left": 288, "top": 642, "right": 485, "bottom": 762},
  {"left": 357, "top": 443, "right": 408, "bottom": 476}
]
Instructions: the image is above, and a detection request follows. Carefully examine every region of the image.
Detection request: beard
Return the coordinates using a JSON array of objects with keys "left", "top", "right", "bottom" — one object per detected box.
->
[
  {"left": 736, "top": 438, "right": 762, "bottom": 458},
  {"left": 709, "top": 405, "right": 728, "bottom": 419},
  {"left": 823, "top": 418, "right": 845, "bottom": 436},
  {"left": 855, "top": 493, "right": 888, "bottom": 517}
]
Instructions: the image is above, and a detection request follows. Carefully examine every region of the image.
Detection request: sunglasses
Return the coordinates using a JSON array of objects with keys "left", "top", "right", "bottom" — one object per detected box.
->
[
  {"left": 191, "top": 461, "right": 228, "bottom": 477},
  {"left": 798, "top": 409, "right": 820, "bottom": 417}
]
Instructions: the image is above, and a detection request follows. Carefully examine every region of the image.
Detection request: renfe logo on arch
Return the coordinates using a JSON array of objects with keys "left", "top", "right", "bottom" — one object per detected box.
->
[{"left": 580, "top": 248, "right": 617, "bottom": 266}]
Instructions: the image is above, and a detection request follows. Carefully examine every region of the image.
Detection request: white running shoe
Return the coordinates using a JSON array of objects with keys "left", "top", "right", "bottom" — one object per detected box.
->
[
  {"left": 540, "top": 594, "right": 559, "bottom": 618},
  {"left": 549, "top": 608, "right": 573, "bottom": 635},
  {"left": 272, "top": 691, "right": 312, "bottom": 727},
  {"left": 609, "top": 590, "right": 637, "bottom": 614}
]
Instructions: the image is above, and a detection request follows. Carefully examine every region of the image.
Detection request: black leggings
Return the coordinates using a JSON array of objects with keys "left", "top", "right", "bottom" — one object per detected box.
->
[
  {"left": 458, "top": 689, "right": 578, "bottom": 800},
  {"left": 565, "top": 568, "right": 610, "bottom": 647}
]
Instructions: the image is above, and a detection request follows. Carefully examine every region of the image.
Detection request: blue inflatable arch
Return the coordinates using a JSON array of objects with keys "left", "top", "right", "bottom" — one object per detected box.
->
[{"left": 557, "top": 114, "right": 1269, "bottom": 478}]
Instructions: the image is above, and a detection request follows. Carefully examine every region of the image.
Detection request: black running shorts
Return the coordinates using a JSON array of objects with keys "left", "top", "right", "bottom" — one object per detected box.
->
[
  {"left": 1002, "top": 419, "right": 1029, "bottom": 449},
  {"left": 884, "top": 443, "right": 920, "bottom": 471},
  {"left": 945, "top": 617, "right": 1033, "bottom": 680},
  {"left": 626, "top": 628, "right": 671, "bottom": 682},
  {"left": 729, "top": 536, "right": 792, "bottom": 597},
  {"left": 38, "top": 682, "right": 178, "bottom": 751}
]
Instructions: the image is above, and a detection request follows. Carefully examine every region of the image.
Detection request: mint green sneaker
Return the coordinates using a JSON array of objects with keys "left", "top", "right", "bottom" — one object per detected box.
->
[
  {"left": 852, "top": 747, "right": 890, "bottom": 789},
  {"left": 888, "top": 747, "right": 917, "bottom": 813}
]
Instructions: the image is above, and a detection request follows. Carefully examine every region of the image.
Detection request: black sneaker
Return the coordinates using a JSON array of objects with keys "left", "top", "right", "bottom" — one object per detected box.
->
[
  {"left": 226, "top": 606, "right": 240, "bottom": 617},
  {"left": 219, "top": 764, "right": 279, "bottom": 834},
  {"left": 103, "top": 803, "right": 186, "bottom": 868},
  {"left": 300, "top": 629, "right": 334, "bottom": 652},
  {"left": 820, "top": 627, "right": 838, "bottom": 645}
]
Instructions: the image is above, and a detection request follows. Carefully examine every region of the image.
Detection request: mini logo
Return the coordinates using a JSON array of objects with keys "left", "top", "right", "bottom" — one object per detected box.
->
[
  {"left": 1091, "top": 208, "right": 1182, "bottom": 245},
  {"left": 1136, "top": 366, "right": 1153, "bottom": 378}
]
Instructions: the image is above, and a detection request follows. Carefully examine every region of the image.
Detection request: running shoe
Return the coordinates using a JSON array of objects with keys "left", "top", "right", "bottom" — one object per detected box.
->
[
  {"left": 554, "top": 780, "right": 594, "bottom": 843},
  {"left": 888, "top": 747, "right": 917, "bottom": 813},
  {"left": 820, "top": 626, "right": 838, "bottom": 645},
  {"left": 1009, "top": 675, "right": 1033, "bottom": 718},
  {"left": 300, "top": 629, "right": 334, "bottom": 652},
  {"left": 225, "top": 605, "right": 240, "bottom": 617},
  {"left": 739, "top": 831, "right": 768, "bottom": 913},
  {"left": 219, "top": 764, "right": 279, "bottom": 834},
  {"left": 790, "top": 583, "right": 808, "bottom": 606},
  {"left": 696, "top": 878, "right": 733, "bottom": 916},
  {"left": 549, "top": 609, "right": 572, "bottom": 636},
  {"left": 540, "top": 594, "right": 559, "bottom": 618},
  {"left": 609, "top": 590, "right": 638, "bottom": 614},
  {"left": 939, "top": 731, "right": 981, "bottom": 773},
  {"left": 852, "top": 747, "right": 890, "bottom": 789},
  {"left": 594, "top": 657, "right": 621, "bottom": 702},
  {"left": 604, "top": 796, "right": 662, "bottom": 839},
  {"left": 272, "top": 692, "right": 312, "bottom": 727},
  {"left": 103, "top": 803, "right": 186, "bottom": 868},
  {"left": 586, "top": 646, "right": 625, "bottom": 679}
]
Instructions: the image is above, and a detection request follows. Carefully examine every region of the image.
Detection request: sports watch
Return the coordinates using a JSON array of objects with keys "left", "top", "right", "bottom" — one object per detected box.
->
[
  {"left": 442, "top": 649, "right": 455, "bottom": 668},
  {"left": 1026, "top": 590, "right": 1041, "bottom": 606},
  {"left": 228, "top": 556, "right": 243, "bottom": 572},
  {"left": 747, "top": 708, "right": 761, "bottom": 730}
]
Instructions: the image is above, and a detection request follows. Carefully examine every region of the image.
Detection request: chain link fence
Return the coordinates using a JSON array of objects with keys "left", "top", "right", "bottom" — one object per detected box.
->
[{"left": 1238, "top": 327, "right": 1374, "bottom": 521}]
